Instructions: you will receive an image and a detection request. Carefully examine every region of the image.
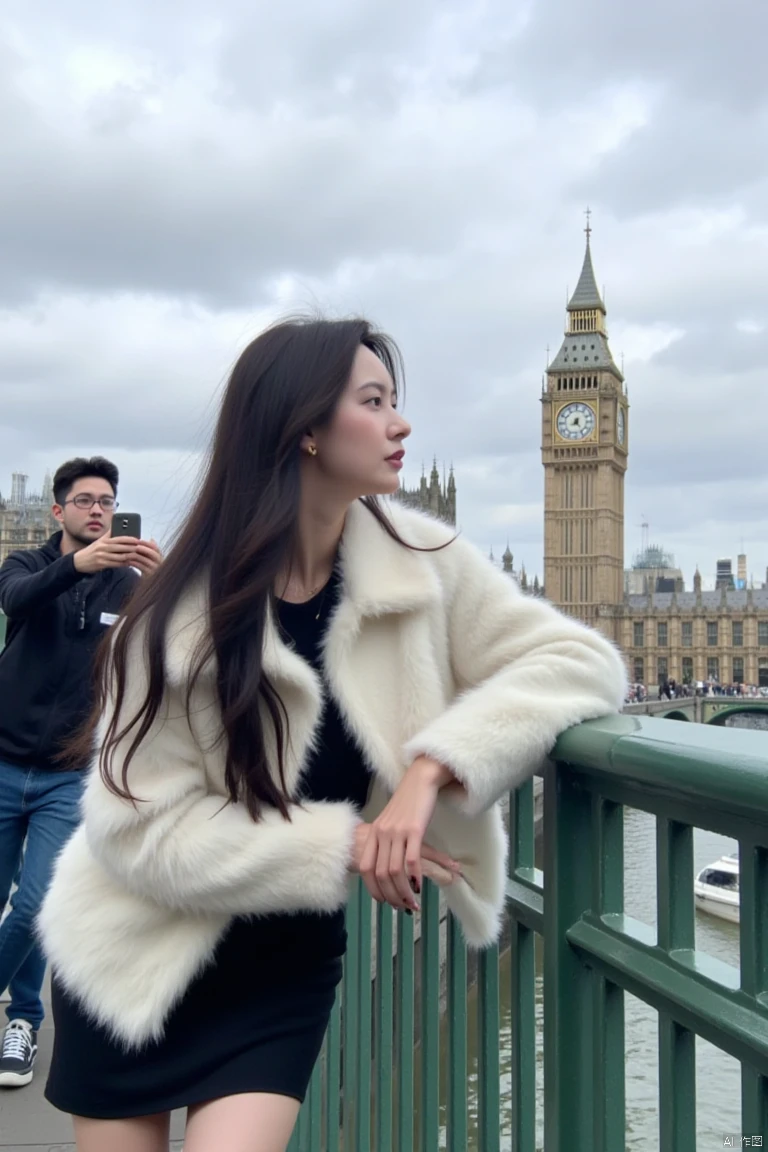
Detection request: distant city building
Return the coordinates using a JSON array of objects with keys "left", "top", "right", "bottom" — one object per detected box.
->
[
  {"left": 0, "top": 472, "right": 57, "bottom": 566},
  {"left": 394, "top": 459, "right": 456, "bottom": 525},
  {"left": 625, "top": 544, "right": 685, "bottom": 596},
  {"left": 716, "top": 558, "right": 735, "bottom": 592}
]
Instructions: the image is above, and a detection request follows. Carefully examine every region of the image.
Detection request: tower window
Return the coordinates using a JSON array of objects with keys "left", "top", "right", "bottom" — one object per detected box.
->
[
  {"left": 682, "top": 621, "right": 693, "bottom": 647},
  {"left": 707, "top": 622, "right": 718, "bottom": 647},
  {"left": 657, "top": 622, "right": 668, "bottom": 647},
  {"left": 732, "top": 621, "right": 743, "bottom": 647},
  {"left": 633, "top": 622, "right": 644, "bottom": 647},
  {"left": 633, "top": 658, "right": 644, "bottom": 684}
]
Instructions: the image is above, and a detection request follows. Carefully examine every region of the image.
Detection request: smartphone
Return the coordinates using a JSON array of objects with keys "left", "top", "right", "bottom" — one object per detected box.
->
[{"left": 111, "top": 512, "right": 142, "bottom": 539}]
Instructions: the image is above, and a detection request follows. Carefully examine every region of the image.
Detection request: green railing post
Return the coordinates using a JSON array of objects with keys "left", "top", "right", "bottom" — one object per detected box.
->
[
  {"left": 509, "top": 780, "right": 537, "bottom": 1152},
  {"left": 592, "top": 796, "right": 625, "bottom": 1152},
  {"left": 543, "top": 757, "right": 595, "bottom": 1152},
  {"left": 343, "top": 880, "right": 362, "bottom": 1138},
  {"left": 356, "top": 889, "right": 373, "bottom": 1151},
  {"left": 419, "top": 880, "right": 441, "bottom": 1152},
  {"left": 396, "top": 909, "right": 415, "bottom": 1152},
  {"left": 477, "top": 945, "right": 501, "bottom": 1152},
  {"left": 739, "top": 843, "right": 768, "bottom": 1138},
  {"left": 375, "top": 902, "right": 394, "bottom": 1152},
  {"left": 656, "top": 817, "right": 696, "bottom": 1151},
  {"left": 446, "top": 916, "right": 468, "bottom": 1152}
]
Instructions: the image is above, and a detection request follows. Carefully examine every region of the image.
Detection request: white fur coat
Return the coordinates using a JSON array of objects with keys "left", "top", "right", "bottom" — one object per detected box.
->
[{"left": 39, "top": 501, "right": 627, "bottom": 1048}]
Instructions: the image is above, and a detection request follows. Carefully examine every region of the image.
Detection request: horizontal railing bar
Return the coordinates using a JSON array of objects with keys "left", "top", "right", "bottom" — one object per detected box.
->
[
  {"left": 505, "top": 876, "right": 545, "bottom": 935},
  {"left": 553, "top": 715, "right": 768, "bottom": 832},
  {"left": 566, "top": 776, "right": 762, "bottom": 846},
  {"left": 567, "top": 915, "right": 768, "bottom": 1077},
  {"left": 587, "top": 912, "right": 741, "bottom": 991},
  {"left": 510, "top": 865, "right": 544, "bottom": 893}
]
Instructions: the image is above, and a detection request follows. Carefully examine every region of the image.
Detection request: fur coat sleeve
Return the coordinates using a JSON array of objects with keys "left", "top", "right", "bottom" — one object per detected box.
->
[
  {"left": 80, "top": 636, "right": 359, "bottom": 918},
  {"left": 403, "top": 533, "right": 628, "bottom": 817}
]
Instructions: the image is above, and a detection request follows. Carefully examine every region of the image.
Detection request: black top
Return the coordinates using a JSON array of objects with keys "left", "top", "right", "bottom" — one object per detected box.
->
[
  {"left": 277, "top": 567, "right": 371, "bottom": 810},
  {"left": 248, "top": 567, "right": 372, "bottom": 964},
  {"left": 0, "top": 532, "right": 139, "bottom": 770}
]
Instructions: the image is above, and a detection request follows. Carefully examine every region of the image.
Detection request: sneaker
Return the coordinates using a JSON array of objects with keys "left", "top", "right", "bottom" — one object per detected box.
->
[{"left": 0, "top": 1019, "right": 38, "bottom": 1087}]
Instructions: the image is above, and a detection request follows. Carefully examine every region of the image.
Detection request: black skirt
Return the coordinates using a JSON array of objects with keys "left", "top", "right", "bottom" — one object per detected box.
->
[{"left": 45, "top": 913, "right": 345, "bottom": 1119}]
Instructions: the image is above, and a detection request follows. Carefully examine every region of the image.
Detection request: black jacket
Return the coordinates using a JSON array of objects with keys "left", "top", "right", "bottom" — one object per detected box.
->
[{"left": 0, "top": 533, "right": 139, "bottom": 770}]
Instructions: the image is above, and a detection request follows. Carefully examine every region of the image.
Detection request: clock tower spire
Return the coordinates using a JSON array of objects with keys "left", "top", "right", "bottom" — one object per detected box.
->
[{"left": 541, "top": 220, "right": 628, "bottom": 638}]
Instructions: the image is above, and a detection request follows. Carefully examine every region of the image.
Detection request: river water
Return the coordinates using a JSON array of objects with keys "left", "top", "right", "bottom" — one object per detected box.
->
[{"left": 454, "top": 812, "right": 743, "bottom": 1149}]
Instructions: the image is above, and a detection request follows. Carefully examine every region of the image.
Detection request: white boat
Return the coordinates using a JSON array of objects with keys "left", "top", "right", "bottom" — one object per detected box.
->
[{"left": 694, "top": 853, "right": 739, "bottom": 923}]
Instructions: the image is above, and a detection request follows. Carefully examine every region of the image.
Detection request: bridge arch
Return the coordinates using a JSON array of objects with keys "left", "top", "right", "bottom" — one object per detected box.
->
[{"left": 705, "top": 703, "right": 768, "bottom": 727}]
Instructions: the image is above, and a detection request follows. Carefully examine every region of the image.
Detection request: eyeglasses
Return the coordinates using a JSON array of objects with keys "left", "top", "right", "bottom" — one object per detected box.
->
[{"left": 64, "top": 495, "right": 119, "bottom": 511}]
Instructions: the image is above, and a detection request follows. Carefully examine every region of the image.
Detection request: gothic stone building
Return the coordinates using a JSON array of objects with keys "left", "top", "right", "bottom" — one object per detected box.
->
[
  {"left": 542, "top": 226, "right": 768, "bottom": 689},
  {"left": 0, "top": 472, "right": 57, "bottom": 566},
  {"left": 395, "top": 460, "right": 456, "bottom": 525}
]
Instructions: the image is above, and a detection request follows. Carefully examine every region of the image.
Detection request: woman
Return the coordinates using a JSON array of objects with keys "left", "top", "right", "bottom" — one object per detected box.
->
[{"left": 39, "top": 318, "right": 626, "bottom": 1151}]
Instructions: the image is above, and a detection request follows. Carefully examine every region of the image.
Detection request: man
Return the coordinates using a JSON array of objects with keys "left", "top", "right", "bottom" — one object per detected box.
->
[{"left": 0, "top": 456, "right": 161, "bottom": 1087}]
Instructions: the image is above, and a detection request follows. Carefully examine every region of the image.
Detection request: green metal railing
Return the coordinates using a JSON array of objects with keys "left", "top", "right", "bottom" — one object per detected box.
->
[
  {"left": 547, "top": 715, "right": 768, "bottom": 1149},
  {"left": 288, "top": 714, "right": 768, "bottom": 1151}
]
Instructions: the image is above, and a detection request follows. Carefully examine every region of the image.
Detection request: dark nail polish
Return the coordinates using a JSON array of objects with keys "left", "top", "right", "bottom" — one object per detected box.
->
[
  {"left": 405, "top": 908, "right": 413, "bottom": 917},
  {"left": 410, "top": 876, "right": 421, "bottom": 895}
]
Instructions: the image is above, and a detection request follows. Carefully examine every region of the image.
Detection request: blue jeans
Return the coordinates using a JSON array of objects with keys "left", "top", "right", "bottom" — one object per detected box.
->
[{"left": 0, "top": 761, "right": 84, "bottom": 1029}]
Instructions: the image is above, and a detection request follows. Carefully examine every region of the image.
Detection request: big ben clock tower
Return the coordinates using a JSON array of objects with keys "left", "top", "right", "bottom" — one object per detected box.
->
[{"left": 541, "top": 217, "right": 628, "bottom": 639}]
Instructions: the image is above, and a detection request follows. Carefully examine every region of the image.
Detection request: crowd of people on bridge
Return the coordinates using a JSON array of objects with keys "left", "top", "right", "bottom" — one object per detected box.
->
[
  {"left": 0, "top": 317, "right": 627, "bottom": 1152},
  {"left": 626, "top": 678, "right": 768, "bottom": 705}
]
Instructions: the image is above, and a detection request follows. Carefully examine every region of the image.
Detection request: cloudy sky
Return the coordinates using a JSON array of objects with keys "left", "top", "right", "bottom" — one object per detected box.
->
[{"left": 1, "top": 0, "right": 766, "bottom": 589}]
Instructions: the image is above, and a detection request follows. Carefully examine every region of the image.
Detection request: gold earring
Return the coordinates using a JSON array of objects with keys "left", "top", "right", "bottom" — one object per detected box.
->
[{"left": 308, "top": 444, "right": 318, "bottom": 456}]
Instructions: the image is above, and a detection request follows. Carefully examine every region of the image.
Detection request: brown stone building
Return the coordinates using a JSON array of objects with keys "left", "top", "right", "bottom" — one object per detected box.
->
[
  {"left": 619, "top": 585, "right": 768, "bottom": 690},
  {"left": 0, "top": 472, "right": 57, "bottom": 566},
  {"left": 542, "top": 226, "right": 768, "bottom": 689}
]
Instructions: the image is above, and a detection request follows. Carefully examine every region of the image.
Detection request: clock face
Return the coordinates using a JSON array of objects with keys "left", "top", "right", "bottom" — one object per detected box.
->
[
  {"left": 556, "top": 402, "right": 596, "bottom": 441},
  {"left": 617, "top": 406, "right": 626, "bottom": 446}
]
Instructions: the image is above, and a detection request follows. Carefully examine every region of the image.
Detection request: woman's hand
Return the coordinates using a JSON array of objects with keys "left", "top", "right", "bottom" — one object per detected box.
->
[
  {"left": 351, "top": 823, "right": 461, "bottom": 910},
  {"left": 352, "top": 758, "right": 461, "bottom": 911}
]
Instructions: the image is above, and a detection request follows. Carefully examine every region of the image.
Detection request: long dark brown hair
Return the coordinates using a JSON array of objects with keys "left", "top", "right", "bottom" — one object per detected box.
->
[{"left": 70, "top": 317, "right": 445, "bottom": 821}]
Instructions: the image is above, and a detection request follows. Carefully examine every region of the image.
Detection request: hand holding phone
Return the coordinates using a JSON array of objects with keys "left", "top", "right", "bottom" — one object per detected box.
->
[
  {"left": 73, "top": 534, "right": 141, "bottom": 575},
  {"left": 74, "top": 512, "right": 163, "bottom": 575},
  {"left": 112, "top": 515, "right": 163, "bottom": 575}
]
